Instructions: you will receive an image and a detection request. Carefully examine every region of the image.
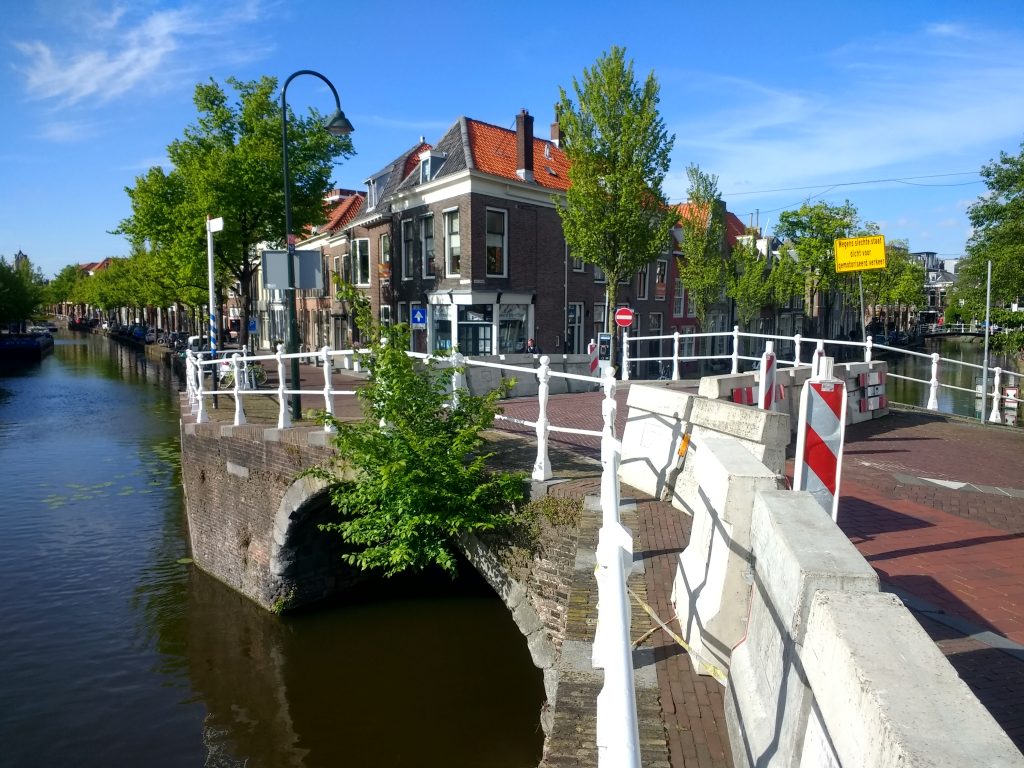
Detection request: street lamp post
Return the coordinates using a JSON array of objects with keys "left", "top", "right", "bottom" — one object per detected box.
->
[{"left": 281, "top": 69, "right": 354, "bottom": 421}]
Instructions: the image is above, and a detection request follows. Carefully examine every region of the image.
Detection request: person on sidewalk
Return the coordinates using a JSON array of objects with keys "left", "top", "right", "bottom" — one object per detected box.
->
[{"left": 524, "top": 338, "right": 541, "bottom": 354}]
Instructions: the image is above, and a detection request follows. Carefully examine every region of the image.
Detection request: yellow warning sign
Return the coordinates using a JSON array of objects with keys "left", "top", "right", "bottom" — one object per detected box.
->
[{"left": 834, "top": 235, "right": 886, "bottom": 273}]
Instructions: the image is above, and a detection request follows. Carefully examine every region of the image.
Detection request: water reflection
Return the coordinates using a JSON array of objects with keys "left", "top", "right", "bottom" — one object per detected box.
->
[
  {"left": 886, "top": 338, "right": 1022, "bottom": 426},
  {"left": 1, "top": 332, "right": 544, "bottom": 768}
]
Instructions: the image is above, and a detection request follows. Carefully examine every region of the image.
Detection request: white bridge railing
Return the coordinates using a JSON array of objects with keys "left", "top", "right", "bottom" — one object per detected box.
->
[
  {"left": 620, "top": 326, "right": 1021, "bottom": 421},
  {"left": 183, "top": 343, "right": 640, "bottom": 766},
  {"left": 181, "top": 327, "right": 1020, "bottom": 766}
]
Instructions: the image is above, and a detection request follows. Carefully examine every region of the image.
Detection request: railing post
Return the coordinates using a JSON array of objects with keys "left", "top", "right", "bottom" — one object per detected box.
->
[
  {"left": 195, "top": 352, "right": 208, "bottom": 424},
  {"left": 276, "top": 343, "right": 291, "bottom": 429},
  {"left": 989, "top": 367, "right": 1002, "bottom": 423},
  {"left": 185, "top": 351, "right": 197, "bottom": 413},
  {"left": 927, "top": 353, "right": 940, "bottom": 410},
  {"left": 793, "top": 333, "right": 802, "bottom": 367},
  {"left": 321, "top": 346, "right": 335, "bottom": 432},
  {"left": 621, "top": 330, "right": 630, "bottom": 381},
  {"left": 451, "top": 351, "right": 465, "bottom": 409},
  {"left": 813, "top": 339, "right": 825, "bottom": 377},
  {"left": 592, "top": 365, "right": 641, "bottom": 768},
  {"left": 231, "top": 353, "right": 246, "bottom": 426},
  {"left": 533, "top": 356, "right": 552, "bottom": 481},
  {"left": 731, "top": 325, "right": 740, "bottom": 374},
  {"left": 864, "top": 334, "right": 873, "bottom": 363},
  {"left": 671, "top": 331, "right": 680, "bottom": 380}
]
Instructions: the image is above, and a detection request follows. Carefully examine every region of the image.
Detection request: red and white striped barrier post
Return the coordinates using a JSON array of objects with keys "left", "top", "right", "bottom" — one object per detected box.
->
[
  {"left": 794, "top": 356, "right": 847, "bottom": 521},
  {"left": 588, "top": 338, "right": 599, "bottom": 377},
  {"left": 758, "top": 342, "right": 778, "bottom": 411}
]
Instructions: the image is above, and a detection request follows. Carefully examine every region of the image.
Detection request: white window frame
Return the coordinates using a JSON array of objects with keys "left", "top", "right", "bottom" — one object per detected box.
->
[
  {"left": 673, "top": 278, "right": 685, "bottom": 317},
  {"left": 380, "top": 304, "right": 392, "bottom": 326},
  {"left": 379, "top": 233, "right": 391, "bottom": 265},
  {"left": 444, "top": 208, "right": 461, "bottom": 278},
  {"left": 485, "top": 207, "right": 508, "bottom": 277},
  {"left": 420, "top": 214, "right": 435, "bottom": 280},
  {"left": 401, "top": 220, "right": 414, "bottom": 281},
  {"left": 353, "top": 238, "right": 370, "bottom": 286},
  {"left": 594, "top": 265, "right": 606, "bottom": 283}
]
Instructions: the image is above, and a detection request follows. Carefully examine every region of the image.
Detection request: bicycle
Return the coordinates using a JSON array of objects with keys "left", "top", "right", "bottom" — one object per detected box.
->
[
  {"left": 221, "top": 359, "right": 268, "bottom": 389},
  {"left": 656, "top": 360, "right": 673, "bottom": 380}
]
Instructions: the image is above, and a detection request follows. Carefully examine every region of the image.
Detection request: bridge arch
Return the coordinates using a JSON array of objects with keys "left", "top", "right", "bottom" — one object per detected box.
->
[{"left": 268, "top": 476, "right": 363, "bottom": 610}]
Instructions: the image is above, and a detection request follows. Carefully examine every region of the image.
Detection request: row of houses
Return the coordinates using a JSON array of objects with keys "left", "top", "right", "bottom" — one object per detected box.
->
[{"left": 251, "top": 108, "right": 772, "bottom": 368}]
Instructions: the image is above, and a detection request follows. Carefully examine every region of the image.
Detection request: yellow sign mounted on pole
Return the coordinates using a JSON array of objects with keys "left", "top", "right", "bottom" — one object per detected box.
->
[{"left": 834, "top": 235, "right": 886, "bottom": 273}]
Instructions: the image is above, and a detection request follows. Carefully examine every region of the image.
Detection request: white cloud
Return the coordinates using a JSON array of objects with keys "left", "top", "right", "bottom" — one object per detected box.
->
[
  {"left": 12, "top": 1, "right": 269, "bottom": 109},
  {"left": 667, "top": 23, "right": 1024, "bottom": 199},
  {"left": 39, "top": 119, "right": 104, "bottom": 142}
]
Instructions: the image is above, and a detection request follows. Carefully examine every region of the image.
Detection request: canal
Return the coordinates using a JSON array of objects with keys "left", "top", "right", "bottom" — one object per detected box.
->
[
  {"left": 0, "top": 333, "right": 544, "bottom": 767},
  {"left": 885, "top": 336, "right": 1023, "bottom": 425}
]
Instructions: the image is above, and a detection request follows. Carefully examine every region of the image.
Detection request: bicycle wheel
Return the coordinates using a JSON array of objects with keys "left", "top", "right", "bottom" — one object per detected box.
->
[{"left": 252, "top": 365, "right": 268, "bottom": 387}]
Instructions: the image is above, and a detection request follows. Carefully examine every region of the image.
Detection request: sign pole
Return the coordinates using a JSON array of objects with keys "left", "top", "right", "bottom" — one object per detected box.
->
[
  {"left": 206, "top": 216, "right": 224, "bottom": 405},
  {"left": 859, "top": 272, "right": 866, "bottom": 343}
]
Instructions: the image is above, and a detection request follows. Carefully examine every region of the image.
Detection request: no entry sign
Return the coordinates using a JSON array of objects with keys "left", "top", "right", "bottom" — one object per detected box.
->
[{"left": 614, "top": 307, "right": 635, "bottom": 327}]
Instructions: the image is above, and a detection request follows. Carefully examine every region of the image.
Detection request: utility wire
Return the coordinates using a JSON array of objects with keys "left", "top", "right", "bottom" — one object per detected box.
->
[{"left": 722, "top": 171, "right": 980, "bottom": 197}]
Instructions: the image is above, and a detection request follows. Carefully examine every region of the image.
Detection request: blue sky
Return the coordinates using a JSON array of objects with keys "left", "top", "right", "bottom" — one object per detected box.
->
[{"left": 3, "top": 0, "right": 1023, "bottom": 278}]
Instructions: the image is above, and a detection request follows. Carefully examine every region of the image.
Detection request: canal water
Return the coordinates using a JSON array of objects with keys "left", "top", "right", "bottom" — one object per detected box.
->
[
  {"left": 0, "top": 333, "right": 544, "bottom": 767},
  {"left": 884, "top": 336, "right": 1023, "bottom": 426}
]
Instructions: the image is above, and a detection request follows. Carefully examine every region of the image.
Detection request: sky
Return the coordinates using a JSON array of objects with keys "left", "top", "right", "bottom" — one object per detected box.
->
[{"left": 2, "top": 0, "right": 1023, "bottom": 279}]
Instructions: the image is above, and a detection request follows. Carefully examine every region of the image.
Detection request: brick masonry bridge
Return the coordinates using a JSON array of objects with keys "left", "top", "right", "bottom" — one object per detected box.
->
[{"left": 176, "top": 357, "right": 1024, "bottom": 767}]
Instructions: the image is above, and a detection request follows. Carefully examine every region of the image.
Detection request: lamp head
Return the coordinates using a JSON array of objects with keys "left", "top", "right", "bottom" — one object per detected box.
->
[{"left": 325, "top": 109, "right": 354, "bottom": 136}]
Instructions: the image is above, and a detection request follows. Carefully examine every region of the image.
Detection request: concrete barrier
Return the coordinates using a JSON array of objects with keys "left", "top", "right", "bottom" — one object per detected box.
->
[{"left": 618, "top": 383, "right": 789, "bottom": 513}]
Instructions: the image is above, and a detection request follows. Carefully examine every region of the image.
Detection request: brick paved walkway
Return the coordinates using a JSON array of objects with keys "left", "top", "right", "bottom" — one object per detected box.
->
[{"left": 207, "top": 362, "right": 1024, "bottom": 760}]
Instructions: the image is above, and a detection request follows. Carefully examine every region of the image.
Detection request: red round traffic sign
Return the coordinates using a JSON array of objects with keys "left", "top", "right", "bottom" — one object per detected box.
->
[{"left": 614, "top": 307, "right": 635, "bottom": 328}]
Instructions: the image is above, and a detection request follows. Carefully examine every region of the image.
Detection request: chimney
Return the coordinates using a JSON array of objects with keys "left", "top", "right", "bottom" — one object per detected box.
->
[
  {"left": 550, "top": 103, "right": 562, "bottom": 147},
  {"left": 516, "top": 108, "right": 534, "bottom": 182}
]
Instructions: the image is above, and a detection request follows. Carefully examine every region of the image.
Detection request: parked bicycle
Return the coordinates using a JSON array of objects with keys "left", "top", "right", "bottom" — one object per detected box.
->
[{"left": 220, "top": 357, "right": 268, "bottom": 389}]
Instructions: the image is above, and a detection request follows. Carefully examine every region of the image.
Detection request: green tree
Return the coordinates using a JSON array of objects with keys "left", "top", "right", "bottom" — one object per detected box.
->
[
  {"left": 775, "top": 200, "right": 860, "bottom": 338},
  {"left": 726, "top": 233, "right": 772, "bottom": 329},
  {"left": 677, "top": 165, "right": 727, "bottom": 325},
  {"left": 0, "top": 255, "right": 47, "bottom": 328},
  {"left": 556, "top": 47, "right": 677, "bottom": 365},
  {"left": 954, "top": 139, "right": 1024, "bottom": 319},
  {"left": 860, "top": 240, "right": 924, "bottom": 329},
  {"left": 308, "top": 284, "right": 527, "bottom": 577},
  {"left": 116, "top": 76, "right": 353, "bottom": 346},
  {"left": 45, "top": 264, "right": 85, "bottom": 309}
]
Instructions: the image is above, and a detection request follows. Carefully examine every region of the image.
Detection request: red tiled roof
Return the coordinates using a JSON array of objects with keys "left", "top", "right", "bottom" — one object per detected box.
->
[
  {"left": 466, "top": 120, "right": 570, "bottom": 191},
  {"left": 403, "top": 142, "right": 432, "bottom": 179},
  {"left": 324, "top": 192, "right": 366, "bottom": 232},
  {"left": 675, "top": 204, "right": 747, "bottom": 247}
]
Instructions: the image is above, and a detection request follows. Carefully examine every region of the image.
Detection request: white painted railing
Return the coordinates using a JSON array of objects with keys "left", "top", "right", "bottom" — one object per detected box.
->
[
  {"left": 184, "top": 343, "right": 637, "bottom": 763},
  {"left": 621, "top": 326, "right": 1021, "bottom": 422}
]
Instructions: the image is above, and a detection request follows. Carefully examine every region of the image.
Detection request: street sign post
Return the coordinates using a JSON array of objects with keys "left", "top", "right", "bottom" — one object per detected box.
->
[{"left": 614, "top": 307, "right": 635, "bottom": 328}]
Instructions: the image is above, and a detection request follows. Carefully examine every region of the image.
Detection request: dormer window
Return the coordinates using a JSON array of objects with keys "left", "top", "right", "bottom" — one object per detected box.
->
[
  {"left": 366, "top": 171, "right": 390, "bottom": 209},
  {"left": 418, "top": 149, "right": 447, "bottom": 184}
]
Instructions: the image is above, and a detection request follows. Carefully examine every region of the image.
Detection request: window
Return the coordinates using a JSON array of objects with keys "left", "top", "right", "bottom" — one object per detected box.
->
[
  {"left": 637, "top": 264, "right": 649, "bottom": 300},
  {"left": 379, "top": 233, "right": 391, "bottom": 264},
  {"left": 686, "top": 290, "right": 696, "bottom": 318},
  {"left": 654, "top": 260, "right": 667, "bottom": 300},
  {"left": 421, "top": 215, "right": 435, "bottom": 278},
  {"left": 593, "top": 303, "right": 606, "bottom": 338},
  {"left": 433, "top": 303, "right": 452, "bottom": 351},
  {"left": 353, "top": 239, "right": 370, "bottom": 286},
  {"left": 380, "top": 305, "right": 392, "bottom": 326},
  {"left": 401, "top": 220, "right": 414, "bottom": 280},
  {"left": 499, "top": 304, "right": 528, "bottom": 353},
  {"left": 680, "top": 327, "right": 695, "bottom": 357},
  {"left": 444, "top": 209, "right": 461, "bottom": 276},
  {"left": 673, "top": 278, "right": 685, "bottom": 317},
  {"left": 594, "top": 265, "right": 606, "bottom": 283},
  {"left": 366, "top": 172, "right": 389, "bottom": 209},
  {"left": 333, "top": 256, "right": 341, "bottom": 295},
  {"left": 485, "top": 208, "right": 507, "bottom": 276},
  {"left": 571, "top": 247, "right": 584, "bottom": 272}
]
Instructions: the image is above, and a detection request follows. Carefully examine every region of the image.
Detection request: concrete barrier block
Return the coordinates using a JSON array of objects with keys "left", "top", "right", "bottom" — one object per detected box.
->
[
  {"left": 698, "top": 372, "right": 757, "bottom": 400},
  {"left": 619, "top": 408, "right": 687, "bottom": 501},
  {"left": 690, "top": 397, "right": 790, "bottom": 448},
  {"left": 625, "top": 383, "right": 695, "bottom": 420},
  {"left": 673, "top": 436, "right": 779, "bottom": 676},
  {"left": 545, "top": 361, "right": 569, "bottom": 396},
  {"left": 803, "top": 590, "right": 1024, "bottom": 768},
  {"left": 466, "top": 365, "right": 503, "bottom": 396}
]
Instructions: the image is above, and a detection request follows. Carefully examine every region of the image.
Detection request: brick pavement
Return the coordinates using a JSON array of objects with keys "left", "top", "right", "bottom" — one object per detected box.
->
[{"left": 208, "top": 362, "right": 1024, "bottom": 760}]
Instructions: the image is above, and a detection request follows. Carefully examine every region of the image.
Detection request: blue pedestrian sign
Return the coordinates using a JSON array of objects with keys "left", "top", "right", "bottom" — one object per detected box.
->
[{"left": 411, "top": 307, "right": 427, "bottom": 329}]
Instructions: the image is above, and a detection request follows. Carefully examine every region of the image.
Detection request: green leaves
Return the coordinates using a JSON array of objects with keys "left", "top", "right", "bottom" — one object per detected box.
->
[
  {"left": 676, "top": 165, "right": 727, "bottom": 325},
  {"left": 311, "top": 284, "right": 527, "bottom": 577},
  {"left": 556, "top": 46, "right": 676, "bottom": 338}
]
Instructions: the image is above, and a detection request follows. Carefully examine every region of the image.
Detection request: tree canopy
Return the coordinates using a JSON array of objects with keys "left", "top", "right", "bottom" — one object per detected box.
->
[
  {"left": 955, "top": 139, "right": 1024, "bottom": 310},
  {"left": 0, "top": 255, "right": 47, "bottom": 328},
  {"left": 676, "top": 165, "right": 727, "bottom": 325},
  {"left": 115, "top": 75, "right": 354, "bottom": 344},
  {"left": 556, "top": 46, "right": 677, "bottom": 347}
]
